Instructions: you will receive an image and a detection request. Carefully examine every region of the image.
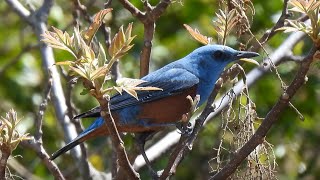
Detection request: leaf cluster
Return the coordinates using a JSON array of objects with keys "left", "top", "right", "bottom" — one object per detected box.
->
[
  {"left": 183, "top": 0, "right": 253, "bottom": 46},
  {"left": 0, "top": 109, "right": 31, "bottom": 153},
  {"left": 278, "top": 0, "right": 320, "bottom": 45},
  {"left": 41, "top": 9, "right": 159, "bottom": 99}
]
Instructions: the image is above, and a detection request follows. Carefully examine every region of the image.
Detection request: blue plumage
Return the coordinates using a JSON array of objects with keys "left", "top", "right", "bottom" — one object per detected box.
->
[{"left": 51, "top": 44, "right": 259, "bottom": 160}]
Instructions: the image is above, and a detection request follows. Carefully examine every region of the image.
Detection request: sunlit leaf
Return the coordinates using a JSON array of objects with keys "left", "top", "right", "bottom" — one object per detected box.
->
[
  {"left": 183, "top": 24, "right": 211, "bottom": 45},
  {"left": 114, "top": 86, "right": 123, "bottom": 95},
  {"left": 116, "top": 78, "right": 146, "bottom": 87},
  {"left": 213, "top": 9, "right": 238, "bottom": 45},
  {"left": 91, "top": 66, "right": 109, "bottom": 80},
  {"left": 70, "top": 66, "right": 88, "bottom": 79},
  {"left": 97, "top": 43, "right": 107, "bottom": 67},
  {"left": 41, "top": 28, "right": 77, "bottom": 58},
  {"left": 108, "top": 23, "right": 136, "bottom": 60},
  {"left": 55, "top": 61, "right": 74, "bottom": 66},
  {"left": 83, "top": 8, "right": 113, "bottom": 45},
  {"left": 123, "top": 87, "right": 139, "bottom": 100}
]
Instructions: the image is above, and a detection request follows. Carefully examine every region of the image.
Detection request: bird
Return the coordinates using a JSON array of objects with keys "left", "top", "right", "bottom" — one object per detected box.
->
[{"left": 50, "top": 44, "right": 259, "bottom": 171}]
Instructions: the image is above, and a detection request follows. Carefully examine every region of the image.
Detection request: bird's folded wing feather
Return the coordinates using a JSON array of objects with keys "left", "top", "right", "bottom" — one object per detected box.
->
[{"left": 74, "top": 68, "right": 199, "bottom": 119}]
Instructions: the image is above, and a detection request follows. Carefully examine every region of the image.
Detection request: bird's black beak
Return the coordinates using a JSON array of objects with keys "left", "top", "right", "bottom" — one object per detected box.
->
[
  {"left": 236, "top": 51, "right": 259, "bottom": 58},
  {"left": 236, "top": 51, "right": 260, "bottom": 66}
]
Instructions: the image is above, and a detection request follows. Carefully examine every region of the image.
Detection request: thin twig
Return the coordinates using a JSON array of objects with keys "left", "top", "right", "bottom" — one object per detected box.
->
[{"left": 250, "top": 0, "right": 289, "bottom": 51}]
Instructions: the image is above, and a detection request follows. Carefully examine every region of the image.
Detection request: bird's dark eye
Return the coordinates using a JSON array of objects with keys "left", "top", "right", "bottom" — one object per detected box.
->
[{"left": 212, "top": 50, "right": 224, "bottom": 60}]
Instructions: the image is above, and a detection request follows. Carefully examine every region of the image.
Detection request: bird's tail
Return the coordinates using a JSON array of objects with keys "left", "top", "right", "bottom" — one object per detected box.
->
[{"left": 50, "top": 117, "right": 108, "bottom": 160}]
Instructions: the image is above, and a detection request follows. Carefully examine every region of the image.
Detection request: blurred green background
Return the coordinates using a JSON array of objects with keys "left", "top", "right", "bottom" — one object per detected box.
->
[{"left": 1, "top": 0, "right": 319, "bottom": 179}]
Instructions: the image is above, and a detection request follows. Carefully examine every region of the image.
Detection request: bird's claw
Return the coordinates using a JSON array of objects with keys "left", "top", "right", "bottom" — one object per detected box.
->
[{"left": 176, "top": 122, "right": 193, "bottom": 135}]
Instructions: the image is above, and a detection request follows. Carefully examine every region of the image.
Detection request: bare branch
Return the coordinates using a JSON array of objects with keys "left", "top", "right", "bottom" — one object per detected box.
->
[
  {"left": 8, "top": 158, "right": 42, "bottom": 180},
  {"left": 20, "top": 141, "right": 65, "bottom": 180},
  {"left": 160, "top": 78, "right": 222, "bottom": 179},
  {"left": 251, "top": 0, "right": 290, "bottom": 50},
  {"left": 117, "top": 0, "right": 145, "bottom": 21}
]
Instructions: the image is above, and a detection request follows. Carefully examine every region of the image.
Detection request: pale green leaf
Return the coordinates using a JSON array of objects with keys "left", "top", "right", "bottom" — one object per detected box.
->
[
  {"left": 116, "top": 78, "right": 146, "bottom": 87},
  {"left": 123, "top": 87, "right": 139, "bottom": 100},
  {"left": 55, "top": 61, "right": 74, "bottom": 66},
  {"left": 69, "top": 66, "right": 88, "bottom": 79}
]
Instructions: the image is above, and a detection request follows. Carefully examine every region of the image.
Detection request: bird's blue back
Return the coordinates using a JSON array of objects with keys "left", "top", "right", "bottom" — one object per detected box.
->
[
  {"left": 84, "top": 45, "right": 239, "bottom": 131},
  {"left": 50, "top": 44, "right": 259, "bottom": 160}
]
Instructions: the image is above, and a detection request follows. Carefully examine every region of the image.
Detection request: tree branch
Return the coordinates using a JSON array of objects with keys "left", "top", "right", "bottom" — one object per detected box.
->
[
  {"left": 96, "top": 95, "right": 140, "bottom": 179},
  {"left": 211, "top": 43, "right": 317, "bottom": 180},
  {"left": 251, "top": 0, "right": 289, "bottom": 50},
  {"left": 118, "top": 0, "right": 172, "bottom": 77}
]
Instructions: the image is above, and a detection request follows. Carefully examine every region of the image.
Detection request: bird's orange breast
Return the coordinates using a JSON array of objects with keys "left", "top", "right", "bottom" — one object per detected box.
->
[
  {"left": 92, "top": 86, "right": 197, "bottom": 135},
  {"left": 138, "top": 86, "right": 197, "bottom": 124}
]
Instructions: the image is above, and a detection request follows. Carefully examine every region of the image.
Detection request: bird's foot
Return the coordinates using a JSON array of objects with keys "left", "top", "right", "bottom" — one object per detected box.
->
[{"left": 176, "top": 121, "right": 193, "bottom": 135}]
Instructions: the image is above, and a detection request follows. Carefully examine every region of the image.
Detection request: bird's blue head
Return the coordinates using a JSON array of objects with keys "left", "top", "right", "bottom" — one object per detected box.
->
[
  {"left": 186, "top": 44, "right": 258, "bottom": 69},
  {"left": 181, "top": 44, "right": 259, "bottom": 105}
]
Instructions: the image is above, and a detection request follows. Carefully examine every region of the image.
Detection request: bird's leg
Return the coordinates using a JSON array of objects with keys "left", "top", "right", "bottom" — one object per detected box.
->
[
  {"left": 135, "top": 132, "right": 160, "bottom": 179},
  {"left": 176, "top": 95, "right": 200, "bottom": 135},
  {"left": 175, "top": 120, "right": 193, "bottom": 135}
]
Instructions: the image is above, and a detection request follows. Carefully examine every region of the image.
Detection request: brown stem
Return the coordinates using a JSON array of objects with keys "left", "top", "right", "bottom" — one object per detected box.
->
[
  {"left": 160, "top": 78, "right": 224, "bottom": 179},
  {"left": 0, "top": 145, "right": 10, "bottom": 179},
  {"left": 140, "top": 22, "right": 155, "bottom": 77},
  {"left": 97, "top": 95, "right": 140, "bottom": 179},
  {"left": 211, "top": 46, "right": 317, "bottom": 179},
  {"left": 118, "top": 0, "right": 172, "bottom": 77}
]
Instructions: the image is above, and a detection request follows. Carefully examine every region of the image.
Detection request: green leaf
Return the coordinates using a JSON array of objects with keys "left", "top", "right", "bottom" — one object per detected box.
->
[
  {"left": 70, "top": 66, "right": 88, "bottom": 79},
  {"left": 55, "top": 61, "right": 74, "bottom": 66},
  {"left": 123, "top": 87, "right": 139, "bottom": 100},
  {"left": 80, "top": 88, "right": 90, "bottom": 95},
  {"left": 97, "top": 43, "right": 107, "bottom": 67},
  {"left": 116, "top": 78, "right": 146, "bottom": 87}
]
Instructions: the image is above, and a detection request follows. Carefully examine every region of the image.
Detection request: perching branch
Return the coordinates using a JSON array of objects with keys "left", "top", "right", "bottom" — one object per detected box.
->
[
  {"left": 96, "top": 95, "right": 140, "bottom": 180},
  {"left": 160, "top": 78, "right": 223, "bottom": 179}
]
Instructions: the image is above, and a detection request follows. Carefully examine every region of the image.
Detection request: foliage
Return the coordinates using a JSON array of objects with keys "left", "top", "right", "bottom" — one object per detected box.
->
[
  {"left": 278, "top": 0, "right": 320, "bottom": 45},
  {"left": 0, "top": 109, "right": 31, "bottom": 152},
  {"left": 42, "top": 9, "right": 160, "bottom": 100}
]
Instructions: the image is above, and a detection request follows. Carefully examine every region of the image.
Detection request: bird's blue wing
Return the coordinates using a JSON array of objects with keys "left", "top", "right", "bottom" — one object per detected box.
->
[{"left": 74, "top": 68, "right": 199, "bottom": 119}]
